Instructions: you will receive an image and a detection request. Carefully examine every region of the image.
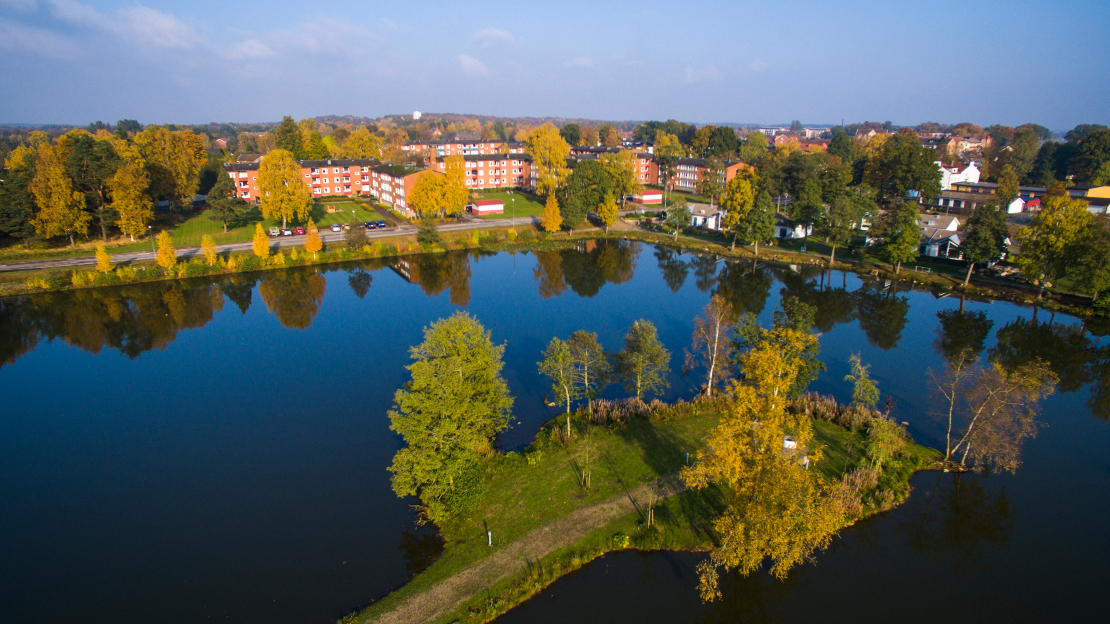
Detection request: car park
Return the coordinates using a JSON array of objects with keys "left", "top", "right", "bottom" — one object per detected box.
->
[
  {"left": 294, "top": 227, "right": 305, "bottom": 235},
  {"left": 331, "top": 224, "right": 342, "bottom": 232},
  {"left": 269, "top": 226, "right": 280, "bottom": 237}
]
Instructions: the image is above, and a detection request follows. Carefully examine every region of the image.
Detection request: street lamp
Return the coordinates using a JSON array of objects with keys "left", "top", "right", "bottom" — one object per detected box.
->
[
  {"left": 511, "top": 197, "right": 515, "bottom": 227},
  {"left": 147, "top": 225, "right": 155, "bottom": 255}
]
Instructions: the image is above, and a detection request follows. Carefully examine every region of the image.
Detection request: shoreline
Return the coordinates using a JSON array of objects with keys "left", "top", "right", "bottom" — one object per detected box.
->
[{"left": 345, "top": 399, "right": 943, "bottom": 624}]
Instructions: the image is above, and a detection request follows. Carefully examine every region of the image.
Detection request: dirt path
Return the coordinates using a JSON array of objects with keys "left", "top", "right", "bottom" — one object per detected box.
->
[{"left": 367, "top": 475, "right": 686, "bottom": 624}]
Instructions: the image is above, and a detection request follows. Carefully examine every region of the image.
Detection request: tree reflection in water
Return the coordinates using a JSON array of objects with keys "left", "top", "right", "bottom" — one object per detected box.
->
[
  {"left": 653, "top": 246, "right": 689, "bottom": 293},
  {"left": 713, "top": 260, "right": 773, "bottom": 319},
  {"left": 258, "top": 270, "right": 327, "bottom": 329},
  {"left": 855, "top": 281, "right": 911, "bottom": 350},
  {"left": 531, "top": 240, "right": 640, "bottom": 299},
  {"left": 904, "top": 472, "right": 1014, "bottom": 573},
  {"left": 347, "top": 269, "right": 372, "bottom": 299}
]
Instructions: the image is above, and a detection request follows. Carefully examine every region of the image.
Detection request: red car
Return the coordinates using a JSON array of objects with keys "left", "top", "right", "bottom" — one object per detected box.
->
[{"left": 294, "top": 227, "right": 306, "bottom": 235}]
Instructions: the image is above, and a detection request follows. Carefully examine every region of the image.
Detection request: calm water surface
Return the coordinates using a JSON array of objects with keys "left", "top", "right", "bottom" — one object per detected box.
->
[{"left": 1, "top": 243, "right": 1107, "bottom": 623}]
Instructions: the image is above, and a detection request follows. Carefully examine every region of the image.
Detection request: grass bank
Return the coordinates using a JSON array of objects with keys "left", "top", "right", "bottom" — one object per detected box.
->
[{"left": 345, "top": 397, "right": 942, "bottom": 624}]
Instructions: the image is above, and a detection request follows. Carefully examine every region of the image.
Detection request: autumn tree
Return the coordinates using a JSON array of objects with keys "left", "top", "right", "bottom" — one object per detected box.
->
[
  {"left": 597, "top": 194, "right": 619, "bottom": 233},
  {"left": 67, "top": 134, "right": 121, "bottom": 241},
  {"left": 1015, "top": 192, "right": 1091, "bottom": 297},
  {"left": 579, "top": 125, "right": 600, "bottom": 147},
  {"left": 304, "top": 218, "right": 322, "bottom": 259},
  {"left": 135, "top": 127, "right": 207, "bottom": 210},
  {"left": 720, "top": 169, "right": 757, "bottom": 250},
  {"left": 599, "top": 150, "right": 640, "bottom": 207},
  {"left": 258, "top": 149, "right": 312, "bottom": 228},
  {"left": 733, "top": 297, "right": 825, "bottom": 396},
  {"left": 95, "top": 245, "right": 112, "bottom": 273},
  {"left": 615, "top": 320, "right": 671, "bottom": 399},
  {"left": 683, "top": 326, "right": 845, "bottom": 600},
  {"left": 252, "top": 223, "right": 270, "bottom": 258},
  {"left": 442, "top": 155, "right": 469, "bottom": 218},
  {"left": 206, "top": 173, "right": 248, "bottom": 233},
  {"left": 410, "top": 171, "right": 446, "bottom": 218},
  {"left": 30, "top": 141, "right": 89, "bottom": 246},
  {"left": 526, "top": 123, "right": 571, "bottom": 197},
  {"left": 388, "top": 312, "right": 514, "bottom": 522},
  {"left": 298, "top": 118, "right": 329, "bottom": 159},
  {"left": 108, "top": 161, "right": 153, "bottom": 241},
  {"left": 996, "top": 164, "right": 1020, "bottom": 206},
  {"left": 961, "top": 202, "right": 1009, "bottom": 286},
  {"left": 201, "top": 234, "right": 217, "bottom": 264},
  {"left": 338, "top": 126, "right": 383, "bottom": 159},
  {"left": 685, "top": 295, "right": 735, "bottom": 397},
  {"left": 602, "top": 126, "right": 621, "bottom": 147},
  {"left": 155, "top": 230, "right": 176, "bottom": 270},
  {"left": 541, "top": 194, "right": 562, "bottom": 232}
]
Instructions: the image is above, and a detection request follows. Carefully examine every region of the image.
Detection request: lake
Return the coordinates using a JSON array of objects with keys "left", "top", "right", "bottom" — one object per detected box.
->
[{"left": 1, "top": 242, "right": 1107, "bottom": 623}]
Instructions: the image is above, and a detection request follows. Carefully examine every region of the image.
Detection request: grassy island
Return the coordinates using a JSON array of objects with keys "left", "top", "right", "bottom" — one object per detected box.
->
[{"left": 345, "top": 394, "right": 941, "bottom": 624}]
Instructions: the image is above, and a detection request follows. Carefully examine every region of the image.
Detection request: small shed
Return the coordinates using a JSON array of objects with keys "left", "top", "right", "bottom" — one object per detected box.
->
[
  {"left": 470, "top": 200, "right": 504, "bottom": 215},
  {"left": 783, "top": 436, "right": 797, "bottom": 450},
  {"left": 634, "top": 191, "right": 663, "bottom": 204}
]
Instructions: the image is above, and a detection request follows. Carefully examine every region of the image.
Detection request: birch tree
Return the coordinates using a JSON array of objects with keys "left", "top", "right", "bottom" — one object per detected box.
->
[{"left": 685, "top": 295, "right": 735, "bottom": 397}]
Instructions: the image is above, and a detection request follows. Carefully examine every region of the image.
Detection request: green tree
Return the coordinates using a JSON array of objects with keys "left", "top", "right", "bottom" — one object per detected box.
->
[
  {"left": 568, "top": 330, "right": 611, "bottom": 412},
  {"left": 745, "top": 190, "right": 778, "bottom": 256},
  {"left": 272, "top": 116, "right": 305, "bottom": 159},
  {"left": 0, "top": 145, "right": 39, "bottom": 245},
  {"left": 828, "top": 129, "right": 852, "bottom": 164},
  {"left": 863, "top": 130, "right": 942, "bottom": 204},
  {"left": 961, "top": 202, "right": 1009, "bottom": 286},
  {"left": 666, "top": 197, "right": 691, "bottom": 241},
  {"left": 685, "top": 295, "right": 735, "bottom": 397},
  {"left": 844, "top": 353, "right": 879, "bottom": 408},
  {"left": 790, "top": 178, "right": 824, "bottom": 249},
  {"left": 996, "top": 164, "right": 1020, "bottom": 207},
  {"left": 388, "top": 312, "right": 514, "bottom": 522},
  {"left": 206, "top": 173, "right": 248, "bottom": 233},
  {"left": 346, "top": 216, "right": 368, "bottom": 249},
  {"left": 539, "top": 336, "right": 580, "bottom": 435},
  {"left": 1015, "top": 194, "right": 1091, "bottom": 297},
  {"left": 820, "top": 194, "right": 860, "bottom": 265},
  {"left": 1071, "top": 215, "right": 1110, "bottom": 303},
  {"left": 559, "top": 123, "right": 581, "bottom": 146},
  {"left": 560, "top": 160, "right": 611, "bottom": 229},
  {"left": 696, "top": 157, "right": 725, "bottom": 206},
  {"left": 874, "top": 202, "right": 921, "bottom": 274},
  {"left": 417, "top": 215, "right": 442, "bottom": 248},
  {"left": 614, "top": 319, "right": 671, "bottom": 399},
  {"left": 67, "top": 135, "right": 121, "bottom": 241}
]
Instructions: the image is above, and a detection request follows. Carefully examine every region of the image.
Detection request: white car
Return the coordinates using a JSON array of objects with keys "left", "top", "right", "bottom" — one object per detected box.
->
[{"left": 331, "top": 224, "right": 342, "bottom": 232}]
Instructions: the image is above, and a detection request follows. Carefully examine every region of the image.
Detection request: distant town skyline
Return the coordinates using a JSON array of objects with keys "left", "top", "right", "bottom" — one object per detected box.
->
[{"left": 2, "top": 0, "right": 1107, "bottom": 131}]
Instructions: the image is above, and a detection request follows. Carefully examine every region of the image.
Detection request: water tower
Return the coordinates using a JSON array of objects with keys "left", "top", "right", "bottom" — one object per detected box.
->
[{"left": 413, "top": 110, "right": 422, "bottom": 121}]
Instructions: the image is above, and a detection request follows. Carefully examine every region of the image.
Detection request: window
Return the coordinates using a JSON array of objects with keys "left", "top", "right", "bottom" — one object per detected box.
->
[
  {"left": 342, "top": 167, "right": 349, "bottom": 173},
  {"left": 324, "top": 187, "right": 330, "bottom": 193},
  {"left": 312, "top": 178, "right": 319, "bottom": 184},
  {"left": 344, "top": 185, "right": 351, "bottom": 192},
  {"left": 240, "top": 181, "right": 248, "bottom": 188},
  {"left": 311, "top": 168, "right": 319, "bottom": 174},
  {"left": 241, "top": 191, "right": 250, "bottom": 198},
  {"left": 314, "top": 188, "right": 321, "bottom": 195},
  {"left": 343, "top": 176, "right": 350, "bottom": 183},
  {"left": 322, "top": 178, "right": 329, "bottom": 183},
  {"left": 239, "top": 172, "right": 248, "bottom": 178}
]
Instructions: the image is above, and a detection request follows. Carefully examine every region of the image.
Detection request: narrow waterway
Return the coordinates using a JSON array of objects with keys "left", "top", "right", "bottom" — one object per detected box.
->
[{"left": 1, "top": 243, "right": 1106, "bottom": 623}]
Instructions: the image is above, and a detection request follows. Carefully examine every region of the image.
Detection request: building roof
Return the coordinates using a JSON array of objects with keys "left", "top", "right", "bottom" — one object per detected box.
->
[
  {"left": 439, "top": 153, "right": 530, "bottom": 163},
  {"left": 301, "top": 158, "right": 380, "bottom": 167},
  {"left": 372, "top": 163, "right": 426, "bottom": 177},
  {"left": 236, "top": 153, "right": 262, "bottom": 163},
  {"left": 690, "top": 203, "right": 719, "bottom": 217},
  {"left": 473, "top": 200, "right": 504, "bottom": 206}
]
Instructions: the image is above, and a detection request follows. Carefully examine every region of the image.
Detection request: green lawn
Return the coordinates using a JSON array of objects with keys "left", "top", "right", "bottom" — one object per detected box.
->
[
  {"left": 469, "top": 190, "right": 546, "bottom": 220},
  {"left": 349, "top": 402, "right": 942, "bottom": 624}
]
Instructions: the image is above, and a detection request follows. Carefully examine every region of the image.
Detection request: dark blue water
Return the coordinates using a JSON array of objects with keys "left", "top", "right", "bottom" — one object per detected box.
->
[{"left": 1, "top": 243, "right": 1107, "bottom": 624}]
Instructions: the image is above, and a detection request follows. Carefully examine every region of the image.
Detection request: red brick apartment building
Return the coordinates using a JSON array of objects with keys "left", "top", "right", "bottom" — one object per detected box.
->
[
  {"left": 433, "top": 154, "right": 534, "bottom": 190},
  {"left": 222, "top": 158, "right": 428, "bottom": 216},
  {"left": 670, "top": 159, "right": 752, "bottom": 193},
  {"left": 404, "top": 139, "right": 506, "bottom": 160}
]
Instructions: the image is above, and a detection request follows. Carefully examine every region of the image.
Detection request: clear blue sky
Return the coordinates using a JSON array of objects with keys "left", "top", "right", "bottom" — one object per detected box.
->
[{"left": 1, "top": 0, "right": 1107, "bottom": 131}]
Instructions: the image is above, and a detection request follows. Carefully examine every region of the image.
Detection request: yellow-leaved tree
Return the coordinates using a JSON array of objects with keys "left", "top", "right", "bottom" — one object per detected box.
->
[
  {"left": 442, "top": 155, "right": 469, "bottom": 218},
  {"left": 109, "top": 161, "right": 153, "bottom": 241},
  {"left": 135, "top": 127, "right": 207, "bottom": 210},
  {"left": 599, "top": 150, "right": 640, "bottom": 207},
  {"left": 95, "top": 245, "right": 112, "bottom": 273},
  {"left": 541, "top": 194, "right": 563, "bottom": 232},
  {"left": 155, "top": 231, "right": 176, "bottom": 270},
  {"left": 304, "top": 218, "right": 322, "bottom": 259},
  {"left": 526, "top": 123, "right": 571, "bottom": 197},
  {"left": 253, "top": 223, "right": 270, "bottom": 259},
  {"left": 201, "top": 234, "right": 217, "bottom": 264},
  {"left": 409, "top": 171, "right": 446, "bottom": 218},
  {"left": 682, "top": 326, "right": 845, "bottom": 601},
  {"left": 338, "top": 127, "right": 382, "bottom": 159},
  {"left": 598, "top": 194, "right": 619, "bottom": 233},
  {"left": 720, "top": 169, "right": 758, "bottom": 251},
  {"left": 30, "top": 141, "right": 90, "bottom": 246},
  {"left": 257, "top": 149, "right": 312, "bottom": 228}
]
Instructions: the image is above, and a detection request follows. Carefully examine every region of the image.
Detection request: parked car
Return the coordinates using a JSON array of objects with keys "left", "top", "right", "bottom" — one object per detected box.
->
[
  {"left": 269, "top": 226, "right": 280, "bottom": 237},
  {"left": 294, "top": 227, "right": 305, "bottom": 235},
  {"left": 342, "top": 223, "right": 351, "bottom": 230},
  {"left": 331, "top": 224, "right": 342, "bottom": 232},
  {"left": 364, "top": 221, "right": 376, "bottom": 229},
  {"left": 376, "top": 221, "right": 387, "bottom": 228},
  {"left": 282, "top": 229, "right": 293, "bottom": 236}
]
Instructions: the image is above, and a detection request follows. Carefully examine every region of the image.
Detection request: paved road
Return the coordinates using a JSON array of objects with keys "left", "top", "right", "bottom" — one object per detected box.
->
[{"left": 0, "top": 215, "right": 542, "bottom": 274}]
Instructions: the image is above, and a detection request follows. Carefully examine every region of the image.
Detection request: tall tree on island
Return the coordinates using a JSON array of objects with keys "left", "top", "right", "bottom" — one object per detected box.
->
[
  {"left": 389, "top": 312, "right": 514, "bottom": 522},
  {"left": 685, "top": 295, "right": 736, "bottom": 397},
  {"left": 615, "top": 320, "right": 671, "bottom": 400}
]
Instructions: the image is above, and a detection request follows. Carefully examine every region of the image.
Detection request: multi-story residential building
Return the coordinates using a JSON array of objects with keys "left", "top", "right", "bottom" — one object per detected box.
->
[
  {"left": 223, "top": 158, "right": 380, "bottom": 202},
  {"left": 404, "top": 139, "right": 507, "bottom": 160},
  {"left": 368, "top": 164, "right": 429, "bottom": 216},
  {"left": 669, "top": 159, "right": 752, "bottom": 193},
  {"left": 433, "top": 154, "right": 534, "bottom": 190}
]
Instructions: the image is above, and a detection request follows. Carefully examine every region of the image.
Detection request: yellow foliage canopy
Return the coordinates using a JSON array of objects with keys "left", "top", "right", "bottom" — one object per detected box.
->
[
  {"left": 526, "top": 123, "right": 571, "bottom": 197},
  {"left": 109, "top": 161, "right": 153, "bottom": 240},
  {"left": 253, "top": 223, "right": 270, "bottom": 259},
  {"left": 257, "top": 149, "right": 312, "bottom": 228},
  {"left": 30, "top": 142, "right": 89, "bottom": 245},
  {"left": 155, "top": 231, "right": 176, "bottom": 270},
  {"left": 541, "top": 194, "right": 563, "bottom": 232}
]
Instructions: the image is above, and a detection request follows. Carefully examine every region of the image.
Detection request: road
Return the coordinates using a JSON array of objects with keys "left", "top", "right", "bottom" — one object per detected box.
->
[{"left": 0, "top": 215, "right": 541, "bottom": 274}]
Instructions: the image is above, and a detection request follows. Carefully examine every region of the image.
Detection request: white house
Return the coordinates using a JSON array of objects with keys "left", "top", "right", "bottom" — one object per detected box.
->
[
  {"left": 690, "top": 203, "right": 723, "bottom": 230},
  {"left": 918, "top": 214, "right": 961, "bottom": 232},
  {"left": 775, "top": 213, "right": 814, "bottom": 239},
  {"left": 921, "top": 227, "right": 962, "bottom": 258},
  {"left": 937, "top": 161, "right": 980, "bottom": 190}
]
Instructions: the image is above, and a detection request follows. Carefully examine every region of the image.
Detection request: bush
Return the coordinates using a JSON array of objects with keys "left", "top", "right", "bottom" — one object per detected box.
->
[
  {"left": 417, "top": 216, "right": 442, "bottom": 248},
  {"left": 789, "top": 392, "right": 883, "bottom": 431},
  {"left": 439, "top": 462, "right": 489, "bottom": 516},
  {"left": 518, "top": 230, "right": 534, "bottom": 242},
  {"left": 115, "top": 267, "right": 138, "bottom": 283},
  {"left": 238, "top": 256, "right": 261, "bottom": 272},
  {"left": 182, "top": 261, "right": 209, "bottom": 278}
]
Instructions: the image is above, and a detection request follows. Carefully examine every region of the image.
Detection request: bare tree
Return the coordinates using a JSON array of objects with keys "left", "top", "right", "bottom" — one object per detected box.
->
[{"left": 685, "top": 295, "right": 735, "bottom": 397}]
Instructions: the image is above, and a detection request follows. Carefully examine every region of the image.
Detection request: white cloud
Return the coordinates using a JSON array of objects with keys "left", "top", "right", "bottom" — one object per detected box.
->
[
  {"left": 471, "top": 27, "right": 513, "bottom": 48},
  {"left": 457, "top": 54, "right": 488, "bottom": 78},
  {"left": 683, "top": 64, "right": 720, "bottom": 84},
  {"left": 0, "top": 17, "right": 79, "bottom": 58},
  {"left": 117, "top": 6, "right": 200, "bottom": 49},
  {"left": 218, "top": 38, "right": 274, "bottom": 60},
  {"left": 380, "top": 17, "right": 397, "bottom": 30},
  {"left": 563, "top": 56, "right": 593, "bottom": 69},
  {"left": 748, "top": 60, "right": 768, "bottom": 72}
]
